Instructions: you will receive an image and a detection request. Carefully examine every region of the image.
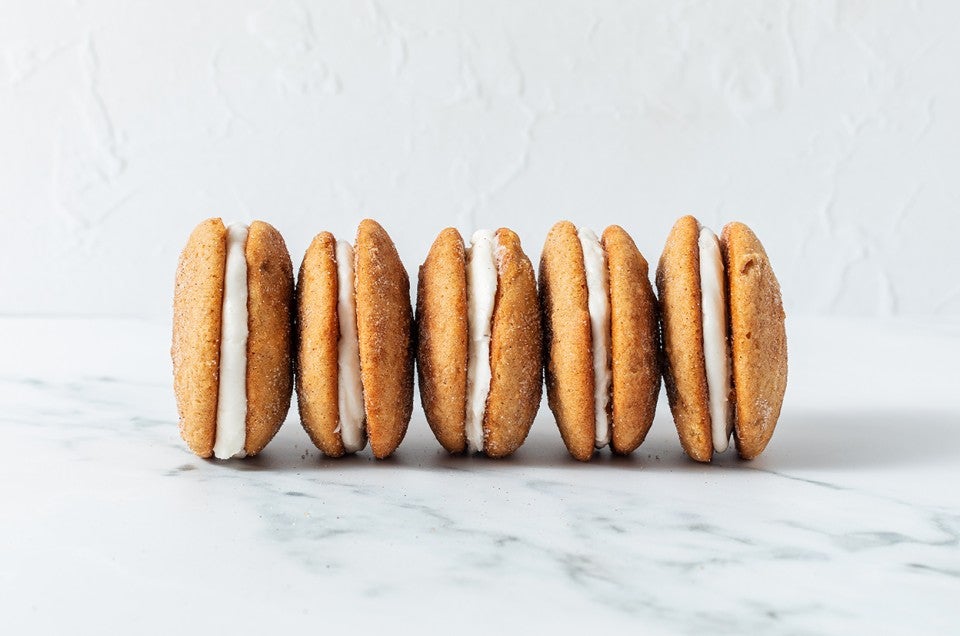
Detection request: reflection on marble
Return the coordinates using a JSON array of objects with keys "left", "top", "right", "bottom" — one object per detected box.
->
[{"left": 1, "top": 317, "right": 958, "bottom": 633}]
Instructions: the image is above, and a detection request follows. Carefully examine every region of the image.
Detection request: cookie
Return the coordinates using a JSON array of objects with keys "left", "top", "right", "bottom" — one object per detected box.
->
[
  {"left": 656, "top": 215, "right": 713, "bottom": 462},
  {"left": 172, "top": 218, "right": 294, "bottom": 459},
  {"left": 416, "top": 227, "right": 541, "bottom": 457},
  {"left": 721, "top": 222, "right": 788, "bottom": 459},
  {"left": 295, "top": 231, "right": 344, "bottom": 457},
  {"left": 603, "top": 225, "right": 662, "bottom": 454},
  {"left": 539, "top": 221, "right": 660, "bottom": 461},
  {"left": 296, "top": 219, "right": 414, "bottom": 459},
  {"left": 415, "top": 228, "right": 468, "bottom": 452},
  {"left": 656, "top": 215, "right": 786, "bottom": 461}
]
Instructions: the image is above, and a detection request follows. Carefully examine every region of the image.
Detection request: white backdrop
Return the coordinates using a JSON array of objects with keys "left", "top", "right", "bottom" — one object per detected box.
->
[{"left": 1, "top": 1, "right": 958, "bottom": 319}]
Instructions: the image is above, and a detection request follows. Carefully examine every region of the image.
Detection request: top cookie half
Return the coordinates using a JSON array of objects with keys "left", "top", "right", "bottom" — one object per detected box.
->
[
  {"left": 355, "top": 219, "right": 414, "bottom": 459},
  {"left": 602, "top": 225, "right": 661, "bottom": 455},
  {"left": 656, "top": 215, "right": 713, "bottom": 462},
  {"left": 721, "top": 221, "right": 787, "bottom": 459},
  {"left": 295, "top": 230, "right": 345, "bottom": 457},
  {"left": 416, "top": 228, "right": 469, "bottom": 453},
  {"left": 172, "top": 218, "right": 227, "bottom": 458},
  {"left": 484, "top": 228, "right": 542, "bottom": 458},
  {"left": 539, "top": 221, "right": 595, "bottom": 461}
]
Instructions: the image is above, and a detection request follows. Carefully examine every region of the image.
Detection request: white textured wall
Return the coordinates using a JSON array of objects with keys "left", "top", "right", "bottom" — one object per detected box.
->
[{"left": 1, "top": 1, "right": 958, "bottom": 319}]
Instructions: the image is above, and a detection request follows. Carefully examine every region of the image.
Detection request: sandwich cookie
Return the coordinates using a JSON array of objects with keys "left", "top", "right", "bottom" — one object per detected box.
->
[
  {"left": 296, "top": 219, "right": 414, "bottom": 459},
  {"left": 416, "top": 228, "right": 542, "bottom": 457},
  {"left": 539, "top": 221, "right": 661, "bottom": 461},
  {"left": 172, "top": 218, "right": 295, "bottom": 459},
  {"left": 656, "top": 215, "right": 787, "bottom": 461}
]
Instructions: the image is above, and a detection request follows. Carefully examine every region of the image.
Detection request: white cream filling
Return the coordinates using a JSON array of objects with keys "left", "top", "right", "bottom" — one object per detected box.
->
[
  {"left": 578, "top": 228, "right": 612, "bottom": 449},
  {"left": 335, "top": 240, "right": 366, "bottom": 453},
  {"left": 464, "top": 229, "right": 499, "bottom": 453},
  {"left": 213, "top": 223, "right": 249, "bottom": 460},
  {"left": 698, "top": 226, "right": 733, "bottom": 452}
]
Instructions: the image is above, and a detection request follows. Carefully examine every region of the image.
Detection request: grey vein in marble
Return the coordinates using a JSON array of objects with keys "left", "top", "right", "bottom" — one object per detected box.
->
[{"left": 1, "top": 316, "right": 958, "bottom": 634}]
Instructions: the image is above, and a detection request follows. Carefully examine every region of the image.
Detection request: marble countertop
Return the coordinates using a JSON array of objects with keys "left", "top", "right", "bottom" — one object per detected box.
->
[{"left": 2, "top": 315, "right": 958, "bottom": 634}]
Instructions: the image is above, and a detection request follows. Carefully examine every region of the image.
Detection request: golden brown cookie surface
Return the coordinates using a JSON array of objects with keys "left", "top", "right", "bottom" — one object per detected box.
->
[
  {"left": 172, "top": 219, "right": 292, "bottom": 458},
  {"left": 721, "top": 222, "right": 787, "bottom": 460},
  {"left": 656, "top": 215, "right": 713, "bottom": 462},
  {"left": 243, "top": 220, "right": 295, "bottom": 455},
  {"left": 483, "top": 228, "right": 542, "bottom": 458},
  {"left": 602, "top": 225, "right": 660, "bottom": 455},
  {"left": 355, "top": 219, "right": 414, "bottom": 459},
  {"left": 172, "top": 218, "right": 227, "bottom": 458},
  {"left": 539, "top": 221, "right": 595, "bottom": 461},
  {"left": 296, "top": 231, "right": 346, "bottom": 457},
  {"left": 416, "top": 228, "right": 468, "bottom": 454}
]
